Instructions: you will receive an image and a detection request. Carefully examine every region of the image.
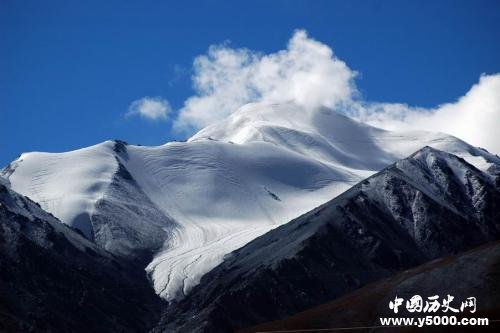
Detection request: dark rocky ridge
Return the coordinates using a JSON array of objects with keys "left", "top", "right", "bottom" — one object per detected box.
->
[
  {"left": 90, "top": 141, "right": 175, "bottom": 262},
  {"left": 243, "top": 240, "right": 500, "bottom": 333},
  {"left": 155, "top": 147, "right": 500, "bottom": 332},
  {"left": 0, "top": 181, "right": 163, "bottom": 332}
]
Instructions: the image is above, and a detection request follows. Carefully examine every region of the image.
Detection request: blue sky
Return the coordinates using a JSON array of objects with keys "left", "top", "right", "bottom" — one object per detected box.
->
[{"left": 1, "top": 0, "right": 500, "bottom": 166}]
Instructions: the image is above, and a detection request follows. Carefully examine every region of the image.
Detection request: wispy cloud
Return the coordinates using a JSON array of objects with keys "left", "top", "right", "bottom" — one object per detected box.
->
[
  {"left": 127, "top": 97, "right": 171, "bottom": 121},
  {"left": 349, "top": 74, "right": 500, "bottom": 154}
]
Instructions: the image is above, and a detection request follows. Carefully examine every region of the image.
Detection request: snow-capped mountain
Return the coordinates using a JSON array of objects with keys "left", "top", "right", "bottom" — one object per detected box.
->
[
  {"left": 2, "top": 102, "right": 499, "bottom": 301},
  {"left": 0, "top": 179, "right": 162, "bottom": 332},
  {"left": 155, "top": 146, "right": 500, "bottom": 333}
]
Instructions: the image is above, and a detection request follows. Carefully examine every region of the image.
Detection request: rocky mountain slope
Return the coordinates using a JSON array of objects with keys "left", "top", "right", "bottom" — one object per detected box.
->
[
  {"left": 3, "top": 103, "right": 500, "bottom": 301},
  {"left": 243, "top": 240, "right": 500, "bottom": 333},
  {"left": 155, "top": 146, "right": 500, "bottom": 332},
  {"left": 0, "top": 179, "right": 162, "bottom": 332}
]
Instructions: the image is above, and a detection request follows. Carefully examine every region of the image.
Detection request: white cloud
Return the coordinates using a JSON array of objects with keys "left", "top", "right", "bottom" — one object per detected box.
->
[
  {"left": 165, "top": 29, "right": 499, "bottom": 154},
  {"left": 349, "top": 74, "right": 500, "bottom": 154},
  {"left": 127, "top": 97, "right": 171, "bottom": 121},
  {"left": 174, "top": 30, "right": 357, "bottom": 131}
]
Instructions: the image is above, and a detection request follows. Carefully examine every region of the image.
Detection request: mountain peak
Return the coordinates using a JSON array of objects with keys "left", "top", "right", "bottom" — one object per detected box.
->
[{"left": 189, "top": 102, "right": 378, "bottom": 145}]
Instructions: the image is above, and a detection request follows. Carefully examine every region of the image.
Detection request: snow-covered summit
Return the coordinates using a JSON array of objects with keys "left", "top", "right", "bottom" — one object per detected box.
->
[
  {"left": 191, "top": 102, "right": 498, "bottom": 171},
  {"left": 2, "top": 141, "right": 118, "bottom": 240},
  {"left": 2, "top": 102, "right": 499, "bottom": 301},
  {"left": 191, "top": 102, "right": 379, "bottom": 144}
]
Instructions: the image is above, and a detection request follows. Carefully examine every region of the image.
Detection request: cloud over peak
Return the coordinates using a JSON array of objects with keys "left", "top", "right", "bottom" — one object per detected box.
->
[
  {"left": 130, "top": 30, "right": 499, "bottom": 154},
  {"left": 127, "top": 97, "right": 171, "bottom": 121},
  {"left": 174, "top": 30, "right": 357, "bottom": 131}
]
